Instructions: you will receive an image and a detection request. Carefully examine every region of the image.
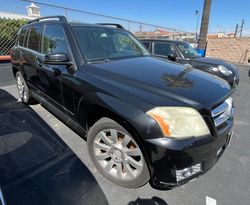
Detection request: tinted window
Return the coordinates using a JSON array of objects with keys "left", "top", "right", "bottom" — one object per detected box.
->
[
  {"left": 154, "top": 42, "right": 176, "bottom": 57},
  {"left": 27, "top": 25, "right": 42, "bottom": 52},
  {"left": 18, "top": 26, "right": 28, "bottom": 47},
  {"left": 142, "top": 41, "right": 150, "bottom": 49},
  {"left": 42, "top": 24, "right": 68, "bottom": 55},
  {"left": 174, "top": 41, "right": 200, "bottom": 58}
]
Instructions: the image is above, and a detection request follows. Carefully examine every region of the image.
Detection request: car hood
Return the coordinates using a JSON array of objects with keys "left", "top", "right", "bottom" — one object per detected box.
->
[
  {"left": 86, "top": 57, "right": 232, "bottom": 109},
  {"left": 190, "top": 57, "right": 238, "bottom": 74}
]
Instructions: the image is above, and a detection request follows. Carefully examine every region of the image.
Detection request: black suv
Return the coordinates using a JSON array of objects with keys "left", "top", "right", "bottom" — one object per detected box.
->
[
  {"left": 141, "top": 39, "right": 240, "bottom": 87},
  {"left": 11, "top": 16, "right": 234, "bottom": 190}
]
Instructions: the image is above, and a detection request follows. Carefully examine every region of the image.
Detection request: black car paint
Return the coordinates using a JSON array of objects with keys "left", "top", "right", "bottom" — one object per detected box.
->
[
  {"left": 0, "top": 89, "right": 108, "bottom": 205},
  {"left": 11, "top": 19, "right": 234, "bottom": 189},
  {"left": 141, "top": 39, "right": 240, "bottom": 87}
]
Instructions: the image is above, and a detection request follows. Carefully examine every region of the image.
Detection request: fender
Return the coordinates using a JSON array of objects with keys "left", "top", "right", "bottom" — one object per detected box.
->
[{"left": 75, "top": 91, "right": 163, "bottom": 141}]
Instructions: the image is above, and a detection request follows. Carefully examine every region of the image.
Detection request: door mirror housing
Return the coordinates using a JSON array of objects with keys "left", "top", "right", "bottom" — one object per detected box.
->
[
  {"left": 168, "top": 54, "right": 177, "bottom": 61},
  {"left": 44, "top": 53, "right": 76, "bottom": 74},
  {"left": 44, "top": 53, "right": 70, "bottom": 65}
]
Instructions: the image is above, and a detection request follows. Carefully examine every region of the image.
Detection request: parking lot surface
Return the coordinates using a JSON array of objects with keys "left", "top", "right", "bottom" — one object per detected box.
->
[{"left": 1, "top": 63, "right": 250, "bottom": 205}]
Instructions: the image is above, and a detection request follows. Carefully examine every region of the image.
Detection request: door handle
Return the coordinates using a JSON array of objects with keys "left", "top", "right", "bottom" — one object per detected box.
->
[
  {"left": 52, "top": 67, "right": 61, "bottom": 76},
  {"left": 36, "top": 57, "right": 44, "bottom": 68},
  {"left": 37, "top": 62, "right": 43, "bottom": 68}
]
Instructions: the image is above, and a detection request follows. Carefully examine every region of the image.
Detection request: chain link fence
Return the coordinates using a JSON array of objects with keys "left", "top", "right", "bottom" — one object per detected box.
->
[{"left": 0, "top": 0, "right": 195, "bottom": 56}]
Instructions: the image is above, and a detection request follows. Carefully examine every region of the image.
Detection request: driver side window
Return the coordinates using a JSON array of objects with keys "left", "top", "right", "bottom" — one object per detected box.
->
[
  {"left": 42, "top": 24, "right": 69, "bottom": 55},
  {"left": 154, "top": 42, "right": 176, "bottom": 57}
]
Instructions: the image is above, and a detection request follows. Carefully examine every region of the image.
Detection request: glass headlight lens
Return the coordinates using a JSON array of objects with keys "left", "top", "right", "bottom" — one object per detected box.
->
[
  {"left": 210, "top": 65, "right": 232, "bottom": 76},
  {"left": 218, "top": 65, "right": 232, "bottom": 75},
  {"left": 209, "top": 67, "right": 219, "bottom": 72},
  {"left": 147, "top": 107, "right": 210, "bottom": 139}
]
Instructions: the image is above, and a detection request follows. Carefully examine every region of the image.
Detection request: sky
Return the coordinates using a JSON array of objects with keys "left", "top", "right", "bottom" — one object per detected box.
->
[{"left": 7, "top": 0, "right": 250, "bottom": 35}]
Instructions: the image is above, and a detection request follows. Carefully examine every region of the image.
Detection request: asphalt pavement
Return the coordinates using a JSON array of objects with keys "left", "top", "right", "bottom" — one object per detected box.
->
[{"left": 1, "top": 63, "right": 250, "bottom": 205}]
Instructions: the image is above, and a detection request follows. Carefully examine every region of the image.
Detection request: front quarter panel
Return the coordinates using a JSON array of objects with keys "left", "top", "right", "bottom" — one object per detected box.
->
[{"left": 73, "top": 65, "right": 163, "bottom": 141}]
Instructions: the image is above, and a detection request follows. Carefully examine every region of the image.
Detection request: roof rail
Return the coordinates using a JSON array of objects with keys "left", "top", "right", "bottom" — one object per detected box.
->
[
  {"left": 27, "top": 15, "right": 67, "bottom": 24},
  {"left": 97, "top": 23, "right": 124, "bottom": 29}
]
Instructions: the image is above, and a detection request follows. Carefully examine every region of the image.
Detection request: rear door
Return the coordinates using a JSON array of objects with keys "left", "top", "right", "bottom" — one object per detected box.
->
[
  {"left": 23, "top": 24, "right": 43, "bottom": 91},
  {"left": 11, "top": 25, "right": 29, "bottom": 72}
]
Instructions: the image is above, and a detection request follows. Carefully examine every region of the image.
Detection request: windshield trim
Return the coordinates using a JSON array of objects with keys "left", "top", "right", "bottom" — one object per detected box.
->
[{"left": 87, "top": 54, "right": 149, "bottom": 64}]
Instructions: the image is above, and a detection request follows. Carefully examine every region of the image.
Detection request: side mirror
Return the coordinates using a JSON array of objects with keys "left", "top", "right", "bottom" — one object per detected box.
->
[
  {"left": 168, "top": 54, "right": 177, "bottom": 61},
  {"left": 44, "top": 53, "right": 70, "bottom": 65}
]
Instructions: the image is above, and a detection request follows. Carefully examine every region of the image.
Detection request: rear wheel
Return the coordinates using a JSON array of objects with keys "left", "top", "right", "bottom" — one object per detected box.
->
[
  {"left": 87, "top": 117, "right": 150, "bottom": 188},
  {"left": 16, "top": 71, "right": 32, "bottom": 104}
]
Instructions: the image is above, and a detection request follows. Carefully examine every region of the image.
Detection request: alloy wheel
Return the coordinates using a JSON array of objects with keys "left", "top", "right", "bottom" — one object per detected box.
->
[
  {"left": 93, "top": 129, "right": 144, "bottom": 180},
  {"left": 16, "top": 76, "right": 27, "bottom": 101}
]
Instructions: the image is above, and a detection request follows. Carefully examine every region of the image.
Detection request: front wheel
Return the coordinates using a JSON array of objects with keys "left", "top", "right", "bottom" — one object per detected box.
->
[{"left": 87, "top": 117, "right": 150, "bottom": 188}]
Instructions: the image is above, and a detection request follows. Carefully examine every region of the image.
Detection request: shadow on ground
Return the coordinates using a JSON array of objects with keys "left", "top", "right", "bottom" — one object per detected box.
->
[
  {"left": 128, "top": 196, "right": 168, "bottom": 205},
  {"left": 0, "top": 89, "right": 108, "bottom": 205}
]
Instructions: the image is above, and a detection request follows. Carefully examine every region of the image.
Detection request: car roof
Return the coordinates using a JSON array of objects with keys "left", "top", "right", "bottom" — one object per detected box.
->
[
  {"left": 26, "top": 20, "right": 125, "bottom": 31},
  {"left": 68, "top": 22, "right": 124, "bottom": 30}
]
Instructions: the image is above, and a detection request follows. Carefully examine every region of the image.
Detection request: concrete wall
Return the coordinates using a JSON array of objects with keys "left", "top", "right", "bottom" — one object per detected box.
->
[{"left": 206, "top": 37, "right": 250, "bottom": 63}]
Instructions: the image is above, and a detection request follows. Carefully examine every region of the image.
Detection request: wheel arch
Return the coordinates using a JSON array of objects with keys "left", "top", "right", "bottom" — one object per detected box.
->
[
  {"left": 84, "top": 104, "right": 153, "bottom": 180},
  {"left": 86, "top": 104, "right": 143, "bottom": 142},
  {"left": 76, "top": 96, "right": 154, "bottom": 172},
  {"left": 12, "top": 66, "right": 19, "bottom": 78}
]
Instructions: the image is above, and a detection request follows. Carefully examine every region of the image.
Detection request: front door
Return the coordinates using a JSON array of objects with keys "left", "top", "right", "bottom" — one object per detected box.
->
[
  {"left": 153, "top": 42, "right": 178, "bottom": 61},
  {"left": 38, "top": 23, "right": 74, "bottom": 112}
]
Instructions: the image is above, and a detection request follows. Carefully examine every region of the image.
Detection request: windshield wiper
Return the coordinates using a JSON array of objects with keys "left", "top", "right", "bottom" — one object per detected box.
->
[{"left": 87, "top": 59, "right": 110, "bottom": 64}]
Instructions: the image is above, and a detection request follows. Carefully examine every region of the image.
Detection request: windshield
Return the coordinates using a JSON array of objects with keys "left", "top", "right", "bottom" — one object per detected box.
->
[
  {"left": 72, "top": 26, "right": 150, "bottom": 62},
  {"left": 174, "top": 42, "right": 200, "bottom": 59}
]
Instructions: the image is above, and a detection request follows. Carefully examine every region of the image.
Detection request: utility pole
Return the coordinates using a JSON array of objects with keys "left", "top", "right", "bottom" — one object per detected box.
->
[
  {"left": 234, "top": 24, "right": 238, "bottom": 38},
  {"left": 197, "top": 0, "right": 212, "bottom": 50},
  {"left": 195, "top": 10, "right": 200, "bottom": 42},
  {"left": 239, "top": 19, "right": 245, "bottom": 37}
]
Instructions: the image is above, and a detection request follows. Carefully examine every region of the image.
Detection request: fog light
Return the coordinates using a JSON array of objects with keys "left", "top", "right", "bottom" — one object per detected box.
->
[
  {"left": 182, "top": 167, "right": 193, "bottom": 177},
  {"left": 176, "top": 163, "right": 201, "bottom": 182}
]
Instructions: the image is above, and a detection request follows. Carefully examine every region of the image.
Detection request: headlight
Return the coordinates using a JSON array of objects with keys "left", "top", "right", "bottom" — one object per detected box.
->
[
  {"left": 209, "top": 65, "right": 232, "bottom": 76},
  {"left": 147, "top": 107, "right": 210, "bottom": 139}
]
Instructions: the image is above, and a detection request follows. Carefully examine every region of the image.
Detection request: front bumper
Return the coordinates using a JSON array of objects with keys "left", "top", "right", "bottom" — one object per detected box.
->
[{"left": 143, "top": 122, "right": 234, "bottom": 190}]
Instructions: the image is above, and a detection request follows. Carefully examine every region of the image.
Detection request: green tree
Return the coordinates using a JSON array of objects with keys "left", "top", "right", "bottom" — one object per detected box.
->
[{"left": 0, "top": 18, "right": 27, "bottom": 55}]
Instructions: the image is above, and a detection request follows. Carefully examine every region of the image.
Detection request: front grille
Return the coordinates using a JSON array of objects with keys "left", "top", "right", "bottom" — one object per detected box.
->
[{"left": 211, "top": 97, "right": 233, "bottom": 128}]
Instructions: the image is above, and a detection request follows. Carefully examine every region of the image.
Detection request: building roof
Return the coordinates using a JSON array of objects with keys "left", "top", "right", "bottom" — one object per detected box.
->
[
  {"left": 0, "top": 11, "right": 34, "bottom": 20},
  {"left": 207, "top": 34, "right": 218, "bottom": 39}
]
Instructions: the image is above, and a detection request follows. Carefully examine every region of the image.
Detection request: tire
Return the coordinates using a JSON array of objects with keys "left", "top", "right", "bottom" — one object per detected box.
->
[
  {"left": 87, "top": 117, "right": 150, "bottom": 189},
  {"left": 15, "top": 71, "right": 33, "bottom": 104}
]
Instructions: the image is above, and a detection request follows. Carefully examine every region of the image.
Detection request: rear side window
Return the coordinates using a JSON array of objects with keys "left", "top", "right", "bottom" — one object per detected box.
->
[
  {"left": 154, "top": 42, "right": 177, "bottom": 57},
  {"left": 142, "top": 41, "right": 150, "bottom": 49},
  {"left": 42, "top": 24, "right": 69, "bottom": 55},
  {"left": 27, "top": 25, "right": 42, "bottom": 52},
  {"left": 18, "top": 26, "right": 28, "bottom": 47}
]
